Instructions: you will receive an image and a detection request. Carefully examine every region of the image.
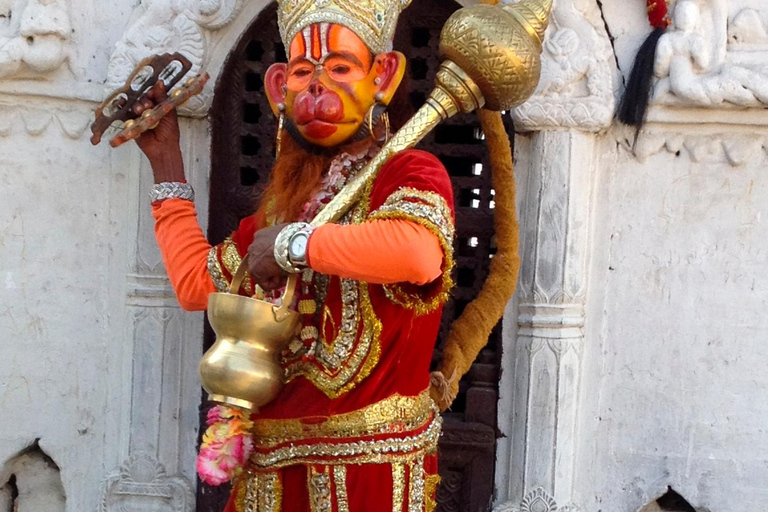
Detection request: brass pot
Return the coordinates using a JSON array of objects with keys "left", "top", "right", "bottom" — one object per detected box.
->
[{"left": 199, "top": 259, "right": 299, "bottom": 411}]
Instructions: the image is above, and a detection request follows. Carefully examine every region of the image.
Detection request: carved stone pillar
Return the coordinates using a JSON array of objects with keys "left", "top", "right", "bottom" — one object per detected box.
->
[
  {"left": 494, "top": 0, "right": 616, "bottom": 510},
  {"left": 495, "top": 130, "right": 596, "bottom": 512},
  {"left": 98, "top": 1, "right": 267, "bottom": 508},
  {"left": 101, "top": 120, "right": 210, "bottom": 511}
]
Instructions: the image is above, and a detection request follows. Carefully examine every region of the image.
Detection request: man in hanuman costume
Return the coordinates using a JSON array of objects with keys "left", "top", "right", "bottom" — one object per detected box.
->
[
  {"left": 128, "top": 0, "right": 552, "bottom": 509},
  {"left": 138, "top": 1, "right": 451, "bottom": 510}
]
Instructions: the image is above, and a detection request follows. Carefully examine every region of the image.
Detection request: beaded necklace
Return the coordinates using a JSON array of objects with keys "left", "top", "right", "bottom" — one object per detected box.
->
[{"left": 279, "top": 142, "right": 381, "bottom": 362}]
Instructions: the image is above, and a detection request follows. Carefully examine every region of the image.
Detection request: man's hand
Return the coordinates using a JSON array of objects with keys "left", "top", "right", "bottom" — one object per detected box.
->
[
  {"left": 248, "top": 224, "right": 290, "bottom": 291},
  {"left": 134, "top": 81, "right": 185, "bottom": 184}
]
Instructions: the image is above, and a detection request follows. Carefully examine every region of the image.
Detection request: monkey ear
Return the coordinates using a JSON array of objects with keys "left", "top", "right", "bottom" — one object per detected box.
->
[
  {"left": 265, "top": 63, "right": 288, "bottom": 116},
  {"left": 374, "top": 51, "right": 407, "bottom": 106}
]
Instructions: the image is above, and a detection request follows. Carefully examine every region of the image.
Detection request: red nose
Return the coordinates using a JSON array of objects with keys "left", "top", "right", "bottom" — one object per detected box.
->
[{"left": 293, "top": 83, "right": 344, "bottom": 125}]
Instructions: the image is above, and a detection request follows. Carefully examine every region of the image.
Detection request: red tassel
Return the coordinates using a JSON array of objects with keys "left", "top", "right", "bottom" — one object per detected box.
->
[{"left": 647, "top": 0, "right": 671, "bottom": 29}]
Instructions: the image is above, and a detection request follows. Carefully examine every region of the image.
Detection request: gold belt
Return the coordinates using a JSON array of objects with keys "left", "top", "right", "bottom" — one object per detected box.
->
[{"left": 250, "top": 391, "right": 441, "bottom": 469}]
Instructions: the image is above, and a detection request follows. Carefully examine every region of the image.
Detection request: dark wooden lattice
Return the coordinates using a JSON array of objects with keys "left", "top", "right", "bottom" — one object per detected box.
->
[{"left": 200, "top": 2, "right": 511, "bottom": 511}]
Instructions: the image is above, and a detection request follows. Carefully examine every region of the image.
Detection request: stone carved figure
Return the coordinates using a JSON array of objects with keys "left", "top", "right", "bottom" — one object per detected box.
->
[
  {"left": 511, "top": 0, "right": 615, "bottom": 132},
  {"left": 654, "top": 0, "right": 768, "bottom": 107},
  {"left": 0, "top": 0, "right": 71, "bottom": 79},
  {"left": 538, "top": 28, "right": 589, "bottom": 97},
  {"left": 106, "top": 0, "right": 244, "bottom": 114}
]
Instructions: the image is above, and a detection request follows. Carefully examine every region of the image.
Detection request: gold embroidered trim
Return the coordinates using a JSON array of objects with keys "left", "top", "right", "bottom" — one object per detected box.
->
[
  {"left": 369, "top": 188, "right": 456, "bottom": 316},
  {"left": 251, "top": 413, "right": 442, "bottom": 469},
  {"left": 333, "top": 466, "right": 350, "bottom": 512},
  {"left": 241, "top": 473, "right": 259, "bottom": 512},
  {"left": 284, "top": 190, "right": 382, "bottom": 398},
  {"left": 425, "top": 474, "right": 441, "bottom": 512},
  {"left": 259, "top": 472, "right": 283, "bottom": 512},
  {"left": 207, "top": 246, "right": 229, "bottom": 292},
  {"left": 234, "top": 476, "right": 249, "bottom": 512},
  {"left": 392, "top": 463, "right": 406, "bottom": 512},
  {"left": 252, "top": 391, "right": 435, "bottom": 447},
  {"left": 220, "top": 237, "right": 254, "bottom": 296},
  {"left": 237, "top": 470, "right": 282, "bottom": 512},
  {"left": 309, "top": 466, "right": 332, "bottom": 512},
  {"left": 408, "top": 457, "right": 426, "bottom": 512}
]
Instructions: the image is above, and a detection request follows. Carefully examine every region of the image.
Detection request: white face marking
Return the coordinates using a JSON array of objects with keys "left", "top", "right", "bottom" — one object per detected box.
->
[{"left": 300, "top": 23, "right": 332, "bottom": 67}]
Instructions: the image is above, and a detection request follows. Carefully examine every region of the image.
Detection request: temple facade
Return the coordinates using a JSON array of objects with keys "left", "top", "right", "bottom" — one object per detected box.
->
[{"left": 0, "top": 0, "right": 765, "bottom": 511}]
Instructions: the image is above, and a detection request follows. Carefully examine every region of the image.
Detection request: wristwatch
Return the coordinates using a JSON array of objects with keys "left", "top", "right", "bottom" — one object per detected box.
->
[
  {"left": 274, "top": 223, "right": 315, "bottom": 274},
  {"left": 288, "top": 228, "right": 311, "bottom": 268}
]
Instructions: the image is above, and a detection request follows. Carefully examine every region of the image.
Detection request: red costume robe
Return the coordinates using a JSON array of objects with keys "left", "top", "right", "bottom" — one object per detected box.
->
[{"left": 155, "top": 150, "right": 455, "bottom": 512}]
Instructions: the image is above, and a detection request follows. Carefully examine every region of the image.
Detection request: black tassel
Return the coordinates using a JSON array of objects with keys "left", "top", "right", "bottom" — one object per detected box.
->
[{"left": 618, "top": 27, "right": 665, "bottom": 131}]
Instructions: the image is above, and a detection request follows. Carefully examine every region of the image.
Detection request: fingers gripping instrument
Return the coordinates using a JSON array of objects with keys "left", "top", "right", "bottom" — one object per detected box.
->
[
  {"left": 198, "top": 0, "right": 553, "bottom": 412},
  {"left": 90, "top": 53, "right": 210, "bottom": 148}
]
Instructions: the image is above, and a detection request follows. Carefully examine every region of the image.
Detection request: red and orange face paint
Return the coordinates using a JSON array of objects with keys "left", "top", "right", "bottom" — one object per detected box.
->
[{"left": 265, "top": 23, "right": 406, "bottom": 148}]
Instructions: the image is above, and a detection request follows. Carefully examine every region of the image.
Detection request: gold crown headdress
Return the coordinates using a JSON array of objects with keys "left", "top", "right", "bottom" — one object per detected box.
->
[{"left": 277, "top": 0, "right": 414, "bottom": 55}]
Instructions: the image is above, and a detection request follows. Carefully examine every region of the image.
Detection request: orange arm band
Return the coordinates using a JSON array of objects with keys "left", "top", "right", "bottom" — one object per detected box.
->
[
  {"left": 152, "top": 198, "right": 215, "bottom": 311},
  {"left": 307, "top": 219, "right": 444, "bottom": 285}
]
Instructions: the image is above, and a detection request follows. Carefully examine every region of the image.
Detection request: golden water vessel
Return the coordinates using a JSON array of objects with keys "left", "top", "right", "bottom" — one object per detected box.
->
[
  {"left": 200, "top": 261, "right": 299, "bottom": 411},
  {"left": 199, "top": 0, "right": 553, "bottom": 411}
]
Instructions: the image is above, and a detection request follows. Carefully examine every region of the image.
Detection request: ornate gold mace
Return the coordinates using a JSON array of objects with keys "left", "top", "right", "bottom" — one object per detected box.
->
[{"left": 200, "top": 0, "right": 554, "bottom": 411}]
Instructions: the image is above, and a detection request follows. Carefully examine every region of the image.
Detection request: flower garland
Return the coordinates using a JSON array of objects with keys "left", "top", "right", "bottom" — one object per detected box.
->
[
  {"left": 196, "top": 141, "right": 379, "bottom": 486},
  {"left": 198, "top": 406, "right": 255, "bottom": 485}
]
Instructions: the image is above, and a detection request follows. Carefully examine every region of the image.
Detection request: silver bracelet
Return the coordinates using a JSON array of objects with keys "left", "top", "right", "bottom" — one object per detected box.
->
[
  {"left": 150, "top": 182, "right": 194, "bottom": 203},
  {"left": 274, "top": 222, "right": 314, "bottom": 274}
]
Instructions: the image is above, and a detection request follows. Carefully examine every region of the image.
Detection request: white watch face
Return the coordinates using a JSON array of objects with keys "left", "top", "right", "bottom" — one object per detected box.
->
[{"left": 289, "top": 234, "right": 308, "bottom": 260}]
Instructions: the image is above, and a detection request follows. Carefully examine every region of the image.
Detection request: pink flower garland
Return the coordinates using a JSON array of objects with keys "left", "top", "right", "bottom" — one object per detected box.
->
[{"left": 197, "top": 406, "right": 254, "bottom": 486}]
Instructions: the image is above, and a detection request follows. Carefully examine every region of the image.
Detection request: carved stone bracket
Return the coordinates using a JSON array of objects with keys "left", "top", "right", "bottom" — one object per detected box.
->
[
  {"left": 0, "top": 0, "right": 72, "bottom": 80},
  {"left": 653, "top": 0, "right": 768, "bottom": 108},
  {"left": 99, "top": 453, "right": 195, "bottom": 512},
  {"left": 510, "top": 0, "right": 616, "bottom": 132},
  {"left": 496, "top": 487, "right": 582, "bottom": 512},
  {"left": 106, "top": 0, "right": 245, "bottom": 116}
]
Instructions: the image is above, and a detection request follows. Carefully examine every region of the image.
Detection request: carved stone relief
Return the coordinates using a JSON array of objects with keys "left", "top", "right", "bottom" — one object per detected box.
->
[
  {"left": 0, "top": 104, "right": 92, "bottom": 139},
  {"left": 653, "top": 0, "right": 768, "bottom": 108},
  {"left": 510, "top": 0, "right": 616, "bottom": 132},
  {"left": 106, "top": 0, "right": 245, "bottom": 116},
  {"left": 621, "top": 125, "right": 768, "bottom": 166},
  {"left": 99, "top": 453, "right": 195, "bottom": 512},
  {"left": 0, "top": 0, "right": 72, "bottom": 79},
  {"left": 497, "top": 488, "right": 581, "bottom": 512}
]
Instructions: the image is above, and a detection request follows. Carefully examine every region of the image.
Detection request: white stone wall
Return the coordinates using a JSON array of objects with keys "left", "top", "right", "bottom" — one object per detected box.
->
[
  {"left": 496, "top": 1, "right": 768, "bottom": 512},
  {"left": 1, "top": 0, "right": 767, "bottom": 511}
]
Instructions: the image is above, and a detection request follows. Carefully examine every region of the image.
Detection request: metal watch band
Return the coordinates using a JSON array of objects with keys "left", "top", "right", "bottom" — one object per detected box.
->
[
  {"left": 274, "top": 222, "right": 314, "bottom": 274},
  {"left": 150, "top": 182, "right": 195, "bottom": 203}
]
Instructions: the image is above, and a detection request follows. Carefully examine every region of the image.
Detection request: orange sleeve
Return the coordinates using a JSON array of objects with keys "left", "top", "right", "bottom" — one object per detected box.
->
[
  {"left": 307, "top": 219, "right": 444, "bottom": 285},
  {"left": 152, "top": 198, "right": 216, "bottom": 311}
]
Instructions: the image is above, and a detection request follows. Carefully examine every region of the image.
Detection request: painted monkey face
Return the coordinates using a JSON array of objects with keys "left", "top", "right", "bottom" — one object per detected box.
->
[{"left": 265, "top": 24, "right": 406, "bottom": 148}]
